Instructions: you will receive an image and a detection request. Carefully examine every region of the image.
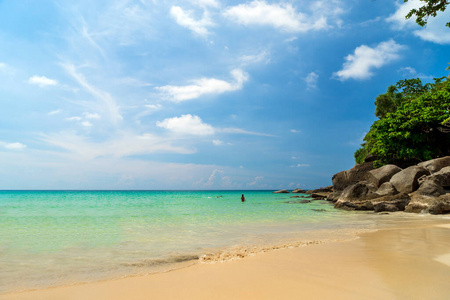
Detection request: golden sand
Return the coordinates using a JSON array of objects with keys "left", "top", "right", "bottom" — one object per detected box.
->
[{"left": 2, "top": 218, "right": 449, "bottom": 300}]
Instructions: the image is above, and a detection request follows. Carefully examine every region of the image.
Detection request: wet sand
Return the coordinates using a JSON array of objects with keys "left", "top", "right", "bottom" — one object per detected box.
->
[{"left": 2, "top": 218, "right": 450, "bottom": 300}]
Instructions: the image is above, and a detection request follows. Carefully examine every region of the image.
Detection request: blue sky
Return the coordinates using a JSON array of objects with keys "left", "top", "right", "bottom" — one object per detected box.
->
[{"left": 0, "top": 0, "right": 449, "bottom": 190}]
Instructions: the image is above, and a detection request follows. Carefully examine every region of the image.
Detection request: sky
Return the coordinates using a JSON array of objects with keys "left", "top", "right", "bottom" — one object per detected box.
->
[{"left": 0, "top": 0, "right": 449, "bottom": 190}]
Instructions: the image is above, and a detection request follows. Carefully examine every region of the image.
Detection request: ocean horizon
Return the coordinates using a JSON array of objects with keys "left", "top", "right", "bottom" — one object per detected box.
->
[{"left": 1, "top": 190, "right": 383, "bottom": 294}]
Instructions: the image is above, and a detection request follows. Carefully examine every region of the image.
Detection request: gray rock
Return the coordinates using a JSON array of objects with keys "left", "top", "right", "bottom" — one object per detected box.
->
[
  {"left": 416, "top": 178, "right": 445, "bottom": 196},
  {"left": 292, "top": 189, "right": 307, "bottom": 193},
  {"left": 417, "top": 156, "right": 450, "bottom": 173},
  {"left": 430, "top": 166, "right": 450, "bottom": 187},
  {"left": 405, "top": 193, "right": 450, "bottom": 214},
  {"left": 273, "top": 189, "right": 289, "bottom": 193},
  {"left": 332, "top": 162, "right": 374, "bottom": 191},
  {"left": 375, "top": 182, "right": 398, "bottom": 197},
  {"left": 389, "top": 166, "right": 430, "bottom": 194},
  {"left": 339, "top": 182, "right": 377, "bottom": 201},
  {"left": 372, "top": 193, "right": 410, "bottom": 212},
  {"left": 365, "top": 164, "right": 402, "bottom": 188},
  {"left": 429, "top": 194, "right": 450, "bottom": 214},
  {"left": 326, "top": 191, "right": 342, "bottom": 202},
  {"left": 334, "top": 199, "right": 374, "bottom": 211}
]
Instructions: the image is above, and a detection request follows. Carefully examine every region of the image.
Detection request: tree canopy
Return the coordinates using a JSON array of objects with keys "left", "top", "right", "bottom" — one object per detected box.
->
[
  {"left": 405, "top": 0, "right": 450, "bottom": 28},
  {"left": 355, "top": 76, "right": 450, "bottom": 167}
]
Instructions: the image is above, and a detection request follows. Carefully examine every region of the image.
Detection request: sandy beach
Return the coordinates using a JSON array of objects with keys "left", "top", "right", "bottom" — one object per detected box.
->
[{"left": 2, "top": 216, "right": 449, "bottom": 300}]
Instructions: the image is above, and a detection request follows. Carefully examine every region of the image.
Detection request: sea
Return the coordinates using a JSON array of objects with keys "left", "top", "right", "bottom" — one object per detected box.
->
[{"left": 0, "top": 190, "right": 400, "bottom": 293}]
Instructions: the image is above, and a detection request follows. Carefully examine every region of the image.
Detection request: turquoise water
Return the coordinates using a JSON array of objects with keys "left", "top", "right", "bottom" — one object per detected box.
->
[{"left": 0, "top": 190, "right": 375, "bottom": 293}]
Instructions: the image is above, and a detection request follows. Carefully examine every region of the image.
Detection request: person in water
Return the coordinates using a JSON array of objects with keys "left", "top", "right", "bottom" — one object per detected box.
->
[{"left": 241, "top": 194, "right": 245, "bottom": 202}]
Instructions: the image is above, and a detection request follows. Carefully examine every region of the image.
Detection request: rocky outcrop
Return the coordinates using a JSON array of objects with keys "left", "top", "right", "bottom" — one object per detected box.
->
[
  {"left": 418, "top": 157, "right": 450, "bottom": 173},
  {"left": 365, "top": 164, "right": 402, "bottom": 188},
  {"left": 332, "top": 162, "right": 374, "bottom": 191},
  {"left": 292, "top": 189, "right": 307, "bottom": 193},
  {"left": 273, "top": 189, "right": 289, "bottom": 193},
  {"left": 390, "top": 166, "right": 430, "bottom": 194},
  {"left": 331, "top": 156, "right": 450, "bottom": 215}
]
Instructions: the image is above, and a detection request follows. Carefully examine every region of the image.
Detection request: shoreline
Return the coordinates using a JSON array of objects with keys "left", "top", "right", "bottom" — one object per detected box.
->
[{"left": 2, "top": 214, "right": 449, "bottom": 300}]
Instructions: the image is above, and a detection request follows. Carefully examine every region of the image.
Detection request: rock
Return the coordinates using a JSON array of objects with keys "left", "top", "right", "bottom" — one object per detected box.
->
[
  {"left": 429, "top": 166, "right": 450, "bottom": 187},
  {"left": 389, "top": 166, "right": 430, "bottom": 194},
  {"left": 372, "top": 193, "right": 410, "bottom": 212},
  {"left": 290, "top": 196, "right": 300, "bottom": 198},
  {"left": 375, "top": 182, "right": 398, "bottom": 197},
  {"left": 326, "top": 191, "right": 342, "bottom": 202},
  {"left": 311, "top": 192, "right": 331, "bottom": 200},
  {"left": 273, "top": 190, "right": 289, "bottom": 193},
  {"left": 405, "top": 193, "right": 450, "bottom": 214},
  {"left": 306, "top": 186, "right": 333, "bottom": 194},
  {"left": 416, "top": 178, "right": 445, "bottom": 196},
  {"left": 417, "top": 156, "right": 450, "bottom": 173},
  {"left": 338, "top": 182, "right": 377, "bottom": 201},
  {"left": 429, "top": 194, "right": 450, "bottom": 214},
  {"left": 292, "top": 189, "right": 307, "bottom": 193},
  {"left": 365, "top": 164, "right": 402, "bottom": 188},
  {"left": 334, "top": 199, "right": 374, "bottom": 211},
  {"left": 332, "top": 162, "right": 374, "bottom": 191}
]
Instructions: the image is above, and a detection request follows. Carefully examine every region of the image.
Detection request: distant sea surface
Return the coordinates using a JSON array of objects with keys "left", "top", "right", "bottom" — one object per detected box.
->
[{"left": 1, "top": 190, "right": 381, "bottom": 293}]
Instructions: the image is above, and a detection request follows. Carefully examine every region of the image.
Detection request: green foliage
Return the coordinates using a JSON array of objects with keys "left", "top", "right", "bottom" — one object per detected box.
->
[
  {"left": 354, "top": 146, "right": 368, "bottom": 164},
  {"left": 360, "top": 77, "right": 450, "bottom": 167},
  {"left": 404, "top": 0, "right": 450, "bottom": 28}
]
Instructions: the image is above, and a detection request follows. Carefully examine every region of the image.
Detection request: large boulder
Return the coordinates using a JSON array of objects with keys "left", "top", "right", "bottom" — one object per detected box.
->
[
  {"left": 332, "top": 162, "right": 374, "bottom": 191},
  {"left": 326, "top": 191, "right": 342, "bottom": 202},
  {"left": 292, "top": 189, "right": 307, "bottom": 193},
  {"left": 416, "top": 178, "right": 445, "bottom": 196},
  {"left": 334, "top": 199, "right": 374, "bottom": 211},
  {"left": 338, "top": 182, "right": 377, "bottom": 201},
  {"left": 372, "top": 193, "right": 410, "bottom": 212},
  {"left": 273, "top": 190, "right": 289, "bottom": 193},
  {"left": 375, "top": 182, "right": 398, "bottom": 197},
  {"left": 405, "top": 193, "right": 450, "bottom": 214},
  {"left": 417, "top": 156, "right": 450, "bottom": 174},
  {"left": 389, "top": 166, "right": 430, "bottom": 194},
  {"left": 306, "top": 186, "right": 333, "bottom": 194},
  {"left": 365, "top": 164, "right": 402, "bottom": 188},
  {"left": 429, "top": 166, "right": 450, "bottom": 188}
]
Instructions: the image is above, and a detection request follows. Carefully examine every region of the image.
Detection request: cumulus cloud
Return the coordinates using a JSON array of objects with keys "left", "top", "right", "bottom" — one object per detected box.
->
[
  {"left": 333, "top": 40, "right": 404, "bottom": 81},
  {"left": 170, "top": 6, "right": 214, "bottom": 36},
  {"left": 156, "top": 69, "right": 248, "bottom": 102},
  {"left": 304, "top": 72, "right": 319, "bottom": 89},
  {"left": 223, "top": 1, "right": 330, "bottom": 32},
  {"left": 156, "top": 114, "right": 214, "bottom": 135},
  {"left": 28, "top": 75, "right": 58, "bottom": 87},
  {"left": 387, "top": 0, "right": 450, "bottom": 44}
]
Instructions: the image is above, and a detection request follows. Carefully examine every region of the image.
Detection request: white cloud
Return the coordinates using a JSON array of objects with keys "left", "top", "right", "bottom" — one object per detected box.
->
[
  {"left": 81, "top": 121, "right": 93, "bottom": 127},
  {"left": 84, "top": 112, "right": 101, "bottom": 119},
  {"left": 191, "top": 0, "right": 220, "bottom": 8},
  {"left": 28, "top": 75, "right": 58, "bottom": 87},
  {"left": 290, "top": 129, "right": 301, "bottom": 134},
  {"left": 62, "top": 63, "right": 123, "bottom": 125},
  {"left": 248, "top": 176, "right": 264, "bottom": 186},
  {"left": 333, "top": 40, "right": 404, "bottom": 81},
  {"left": 156, "top": 114, "right": 214, "bottom": 136},
  {"left": 223, "top": 1, "right": 329, "bottom": 32},
  {"left": 170, "top": 6, "right": 214, "bottom": 36},
  {"left": 387, "top": 0, "right": 450, "bottom": 44},
  {"left": 212, "top": 139, "right": 223, "bottom": 146},
  {"left": 304, "top": 72, "right": 319, "bottom": 89},
  {"left": 48, "top": 109, "right": 62, "bottom": 116},
  {"left": 2, "top": 142, "right": 27, "bottom": 150},
  {"left": 66, "top": 116, "right": 82, "bottom": 121},
  {"left": 296, "top": 164, "right": 310, "bottom": 167},
  {"left": 219, "top": 127, "right": 275, "bottom": 137},
  {"left": 240, "top": 50, "right": 271, "bottom": 65},
  {"left": 156, "top": 69, "right": 248, "bottom": 102}
]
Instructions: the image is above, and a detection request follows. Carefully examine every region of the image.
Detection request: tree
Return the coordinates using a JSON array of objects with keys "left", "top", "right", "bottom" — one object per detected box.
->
[
  {"left": 358, "top": 77, "right": 450, "bottom": 167},
  {"left": 404, "top": 0, "right": 450, "bottom": 28}
]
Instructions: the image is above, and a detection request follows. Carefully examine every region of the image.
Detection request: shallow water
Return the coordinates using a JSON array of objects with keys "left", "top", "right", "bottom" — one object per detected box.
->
[{"left": 0, "top": 190, "right": 405, "bottom": 293}]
